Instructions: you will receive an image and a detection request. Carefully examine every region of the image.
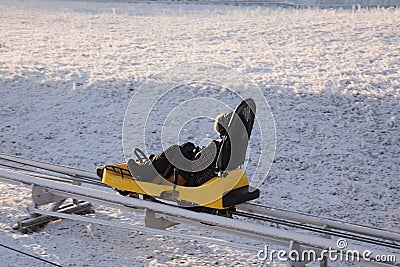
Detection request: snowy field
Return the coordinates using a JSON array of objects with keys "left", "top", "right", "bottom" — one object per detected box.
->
[{"left": 0, "top": 0, "right": 399, "bottom": 266}]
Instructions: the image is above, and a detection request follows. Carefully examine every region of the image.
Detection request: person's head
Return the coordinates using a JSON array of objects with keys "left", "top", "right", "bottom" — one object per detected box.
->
[{"left": 214, "top": 111, "right": 233, "bottom": 137}]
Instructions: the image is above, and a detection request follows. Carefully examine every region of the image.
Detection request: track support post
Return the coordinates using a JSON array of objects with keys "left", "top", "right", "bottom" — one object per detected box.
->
[
  {"left": 145, "top": 209, "right": 178, "bottom": 230},
  {"left": 287, "top": 240, "right": 312, "bottom": 267},
  {"left": 14, "top": 185, "right": 93, "bottom": 233}
]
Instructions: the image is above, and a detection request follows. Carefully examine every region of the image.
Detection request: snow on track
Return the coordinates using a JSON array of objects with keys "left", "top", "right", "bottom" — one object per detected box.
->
[{"left": 0, "top": 0, "right": 399, "bottom": 266}]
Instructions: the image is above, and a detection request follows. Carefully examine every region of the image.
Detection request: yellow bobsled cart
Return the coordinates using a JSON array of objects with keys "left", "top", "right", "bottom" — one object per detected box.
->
[{"left": 97, "top": 98, "right": 259, "bottom": 213}]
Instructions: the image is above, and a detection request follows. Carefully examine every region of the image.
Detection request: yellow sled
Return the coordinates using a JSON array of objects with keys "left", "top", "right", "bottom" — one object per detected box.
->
[
  {"left": 98, "top": 98, "right": 260, "bottom": 211},
  {"left": 100, "top": 162, "right": 259, "bottom": 210}
]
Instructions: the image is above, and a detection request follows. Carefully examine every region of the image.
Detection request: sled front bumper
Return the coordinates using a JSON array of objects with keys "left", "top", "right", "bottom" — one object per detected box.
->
[{"left": 222, "top": 186, "right": 260, "bottom": 208}]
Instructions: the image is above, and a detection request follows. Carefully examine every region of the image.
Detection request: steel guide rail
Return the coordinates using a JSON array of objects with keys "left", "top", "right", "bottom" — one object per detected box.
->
[
  {"left": 0, "top": 164, "right": 103, "bottom": 187},
  {"left": 0, "top": 154, "right": 99, "bottom": 180},
  {"left": 0, "top": 168, "right": 397, "bottom": 267},
  {"left": 0, "top": 154, "right": 399, "bottom": 266},
  {"left": 1, "top": 154, "right": 399, "bottom": 243},
  {"left": 232, "top": 210, "right": 400, "bottom": 250},
  {"left": 5, "top": 161, "right": 399, "bottom": 249},
  {"left": 236, "top": 203, "right": 400, "bottom": 243}
]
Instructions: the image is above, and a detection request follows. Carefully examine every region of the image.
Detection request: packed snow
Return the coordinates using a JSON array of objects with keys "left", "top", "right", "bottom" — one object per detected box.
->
[{"left": 0, "top": 0, "right": 399, "bottom": 266}]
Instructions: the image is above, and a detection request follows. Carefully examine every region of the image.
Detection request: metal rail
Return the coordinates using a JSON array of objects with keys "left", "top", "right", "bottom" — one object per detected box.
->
[
  {"left": 0, "top": 154, "right": 99, "bottom": 180},
  {"left": 0, "top": 154, "right": 398, "bottom": 266},
  {"left": 2, "top": 154, "right": 399, "bottom": 242},
  {"left": 232, "top": 210, "right": 400, "bottom": 250},
  {"left": 237, "top": 203, "right": 400, "bottom": 243},
  {"left": 4, "top": 164, "right": 398, "bottom": 250},
  {"left": 5, "top": 160, "right": 398, "bottom": 249},
  {"left": 0, "top": 168, "right": 397, "bottom": 267}
]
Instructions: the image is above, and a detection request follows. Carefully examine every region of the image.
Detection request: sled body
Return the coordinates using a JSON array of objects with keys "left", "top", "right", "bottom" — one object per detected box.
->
[
  {"left": 100, "top": 98, "right": 260, "bottom": 210},
  {"left": 101, "top": 162, "right": 259, "bottom": 209}
]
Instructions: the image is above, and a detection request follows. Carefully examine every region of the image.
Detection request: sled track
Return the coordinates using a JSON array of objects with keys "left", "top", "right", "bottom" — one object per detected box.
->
[{"left": 0, "top": 154, "right": 399, "bottom": 266}]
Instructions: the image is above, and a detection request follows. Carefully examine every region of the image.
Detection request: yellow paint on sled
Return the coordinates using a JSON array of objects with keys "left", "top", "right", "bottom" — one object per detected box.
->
[{"left": 102, "top": 162, "right": 250, "bottom": 209}]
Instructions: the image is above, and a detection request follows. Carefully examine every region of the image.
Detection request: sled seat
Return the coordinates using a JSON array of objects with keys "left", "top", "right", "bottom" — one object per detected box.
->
[{"left": 214, "top": 98, "right": 259, "bottom": 205}]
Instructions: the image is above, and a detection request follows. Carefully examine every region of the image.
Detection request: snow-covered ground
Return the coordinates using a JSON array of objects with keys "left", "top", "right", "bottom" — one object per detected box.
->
[{"left": 0, "top": 0, "right": 399, "bottom": 266}]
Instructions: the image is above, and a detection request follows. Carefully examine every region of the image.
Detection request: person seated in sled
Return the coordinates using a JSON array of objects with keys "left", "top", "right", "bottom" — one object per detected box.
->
[
  {"left": 128, "top": 97, "right": 256, "bottom": 187},
  {"left": 127, "top": 111, "right": 233, "bottom": 187}
]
